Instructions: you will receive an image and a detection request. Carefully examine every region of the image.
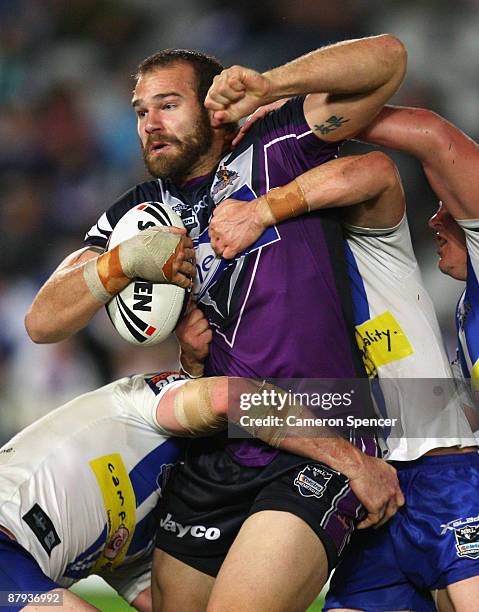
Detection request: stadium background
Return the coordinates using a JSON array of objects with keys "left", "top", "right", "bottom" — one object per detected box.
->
[{"left": 0, "top": 0, "right": 476, "bottom": 608}]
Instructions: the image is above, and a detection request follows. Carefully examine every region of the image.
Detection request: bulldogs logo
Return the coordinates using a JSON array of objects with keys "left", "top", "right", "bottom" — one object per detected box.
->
[
  {"left": 454, "top": 523, "right": 479, "bottom": 559},
  {"left": 441, "top": 515, "right": 479, "bottom": 559}
]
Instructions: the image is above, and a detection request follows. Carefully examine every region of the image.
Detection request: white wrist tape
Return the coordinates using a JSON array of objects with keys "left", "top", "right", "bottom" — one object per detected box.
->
[{"left": 83, "top": 259, "right": 112, "bottom": 303}]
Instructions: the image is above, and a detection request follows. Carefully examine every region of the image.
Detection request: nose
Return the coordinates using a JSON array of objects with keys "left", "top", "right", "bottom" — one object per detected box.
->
[{"left": 145, "top": 110, "right": 163, "bottom": 134}]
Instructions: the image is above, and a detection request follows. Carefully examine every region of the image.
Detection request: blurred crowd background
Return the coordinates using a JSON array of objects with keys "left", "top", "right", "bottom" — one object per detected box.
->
[{"left": 1, "top": 0, "right": 476, "bottom": 442}]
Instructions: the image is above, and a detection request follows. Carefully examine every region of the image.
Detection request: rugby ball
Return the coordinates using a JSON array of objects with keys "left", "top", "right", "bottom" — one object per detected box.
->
[{"left": 106, "top": 201, "right": 189, "bottom": 345}]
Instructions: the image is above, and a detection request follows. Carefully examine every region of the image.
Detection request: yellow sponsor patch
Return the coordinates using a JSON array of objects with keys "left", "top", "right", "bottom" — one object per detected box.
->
[
  {"left": 472, "top": 359, "right": 479, "bottom": 393},
  {"left": 89, "top": 454, "right": 136, "bottom": 572},
  {"left": 355, "top": 311, "right": 414, "bottom": 378}
]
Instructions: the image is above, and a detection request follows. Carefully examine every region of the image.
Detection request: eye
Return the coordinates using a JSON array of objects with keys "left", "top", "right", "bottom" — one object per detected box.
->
[
  {"left": 136, "top": 110, "right": 147, "bottom": 118},
  {"left": 163, "top": 103, "right": 178, "bottom": 111}
]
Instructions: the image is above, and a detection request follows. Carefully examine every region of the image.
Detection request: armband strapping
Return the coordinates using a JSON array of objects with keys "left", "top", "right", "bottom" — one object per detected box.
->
[
  {"left": 174, "top": 378, "right": 226, "bottom": 435},
  {"left": 83, "top": 258, "right": 112, "bottom": 304},
  {"left": 263, "top": 179, "right": 309, "bottom": 224}
]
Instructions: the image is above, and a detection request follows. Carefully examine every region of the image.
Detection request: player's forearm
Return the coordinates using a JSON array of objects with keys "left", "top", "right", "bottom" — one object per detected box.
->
[
  {"left": 278, "top": 434, "right": 367, "bottom": 479},
  {"left": 359, "top": 105, "right": 442, "bottom": 159},
  {"left": 361, "top": 105, "right": 479, "bottom": 218},
  {"left": 255, "top": 152, "right": 400, "bottom": 226},
  {"left": 26, "top": 227, "right": 191, "bottom": 343},
  {"left": 163, "top": 377, "right": 370, "bottom": 480},
  {"left": 25, "top": 255, "right": 126, "bottom": 343},
  {"left": 263, "top": 35, "right": 406, "bottom": 101},
  {"left": 219, "top": 379, "right": 369, "bottom": 478}
]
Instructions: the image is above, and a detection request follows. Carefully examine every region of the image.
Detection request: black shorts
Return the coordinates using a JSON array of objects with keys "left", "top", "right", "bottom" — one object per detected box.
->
[{"left": 155, "top": 438, "right": 365, "bottom": 577}]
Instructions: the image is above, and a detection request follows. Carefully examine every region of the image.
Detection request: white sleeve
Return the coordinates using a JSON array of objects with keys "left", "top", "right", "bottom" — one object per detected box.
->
[
  {"left": 344, "top": 214, "right": 418, "bottom": 278},
  {"left": 457, "top": 218, "right": 479, "bottom": 279},
  {"left": 115, "top": 373, "right": 189, "bottom": 435}
]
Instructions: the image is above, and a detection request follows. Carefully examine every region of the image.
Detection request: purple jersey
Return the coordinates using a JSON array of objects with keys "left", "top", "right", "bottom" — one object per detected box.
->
[{"left": 85, "top": 97, "right": 375, "bottom": 464}]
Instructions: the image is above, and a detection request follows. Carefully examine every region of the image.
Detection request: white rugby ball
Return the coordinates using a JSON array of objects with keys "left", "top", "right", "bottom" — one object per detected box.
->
[{"left": 106, "top": 201, "right": 188, "bottom": 345}]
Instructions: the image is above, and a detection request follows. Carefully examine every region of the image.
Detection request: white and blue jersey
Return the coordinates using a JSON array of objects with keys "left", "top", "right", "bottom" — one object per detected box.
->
[
  {"left": 324, "top": 216, "right": 479, "bottom": 610},
  {"left": 344, "top": 215, "right": 475, "bottom": 461},
  {"left": 0, "top": 372, "right": 186, "bottom": 603},
  {"left": 456, "top": 219, "right": 479, "bottom": 390}
]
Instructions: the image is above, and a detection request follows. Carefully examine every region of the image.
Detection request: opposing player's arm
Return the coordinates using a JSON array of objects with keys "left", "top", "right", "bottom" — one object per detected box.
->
[
  {"left": 209, "top": 151, "right": 405, "bottom": 259},
  {"left": 359, "top": 105, "right": 479, "bottom": 219},
  {"left": 25, "top": 229, "right": 195, "bottom": 344},
  {"left": 155, "top": 376, "right": 404, "bottom": 528},
  {"left": 205, "top": 35, "right": 407, "bottom": 142}
]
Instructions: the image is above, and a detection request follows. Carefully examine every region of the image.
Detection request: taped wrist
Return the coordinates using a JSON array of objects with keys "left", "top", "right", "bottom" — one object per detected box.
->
[
  {"left": 83, "top": 254, "right": 126, "bottom": 303},
  {"left": 174, "top": 378, "right": 226, "bottom": 435},
  {"left": 263, "top": 179, "right": 309, "bottom": 224},
  {"left": 119, "top": 227, "right": 182, "bottom": 283}
]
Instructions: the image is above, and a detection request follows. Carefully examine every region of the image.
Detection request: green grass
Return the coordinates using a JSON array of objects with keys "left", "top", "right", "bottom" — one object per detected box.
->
[
  {"left": 75, "top": 591, "right": 324, "bottom": 611},
  {"left": 308, "top": 596, "right": 326, "bottom": 611},
  {"left": 75, "top": 593, "right": 134, "bottom": 611}
]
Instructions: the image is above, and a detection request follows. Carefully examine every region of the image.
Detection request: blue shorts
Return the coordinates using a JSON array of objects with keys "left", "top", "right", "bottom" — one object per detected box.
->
[
  {"left": 324, "top": 451, "right": 479, "bottom": 612},
  {"left": 0, "top": 531, "right": 59, "bottom": 611}
]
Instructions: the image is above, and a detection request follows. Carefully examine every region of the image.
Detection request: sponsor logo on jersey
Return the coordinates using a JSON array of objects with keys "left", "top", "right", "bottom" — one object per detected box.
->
[
  {"left": 473, "top": 359, "right": 479, "bottom": 393},
  {"left": 355, "top": 310, "right": 414, "bottom": 378},
  {"left": 159, "top": 512, "right": 221, "bottom": 540},
  {"left": 22, "top": 503, "right": 61, "bottom": 556},
  {"left": 212, "top": 165, "right": 239, "bottom": 195},
  {"left": 145, "top": 371, "right": 184, "bottom": 395},
  {"left": 294, "top": 465, "right": 334, "bottom": 499},
  {"left": 104, "top": 525, "right": 130, "bottom": 560},
  {"left": 441, "top": 515, "right": 479, "bottom": 559},
  {"left": 89, "top": 454, "right": 136, "bottom": 571}
]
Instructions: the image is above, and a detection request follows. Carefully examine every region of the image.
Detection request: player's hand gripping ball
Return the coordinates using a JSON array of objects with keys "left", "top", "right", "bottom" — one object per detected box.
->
[{"left": 106, "top": 202, "right": 190, "bottom": 345}]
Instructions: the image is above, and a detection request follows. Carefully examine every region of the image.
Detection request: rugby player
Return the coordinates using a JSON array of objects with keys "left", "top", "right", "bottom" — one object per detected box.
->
[
  {"left": 334, "top": 105, "right": 479, "bottom": 612},
  {"left": 211, "top": 130, "right": 479, "bottom": 609},
  {"left": 25, "top": 37, "right": 407, "bottom": 611},
  {"left": 1, "top": 304, "right": 386, "bottom": 612},
  {"left": 359, "top": 106, "right": 479, "bottom": 404}
]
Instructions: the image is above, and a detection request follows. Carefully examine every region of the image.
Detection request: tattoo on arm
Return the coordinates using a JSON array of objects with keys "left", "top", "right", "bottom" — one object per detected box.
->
[{"left": 314, "top": 115, "right": 350, "bottom": 135}]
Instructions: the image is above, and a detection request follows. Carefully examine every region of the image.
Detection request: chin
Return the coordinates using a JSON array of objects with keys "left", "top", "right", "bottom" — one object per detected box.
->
[{"left": 438, "top": 259, "right": 467, "bottom": 281}]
